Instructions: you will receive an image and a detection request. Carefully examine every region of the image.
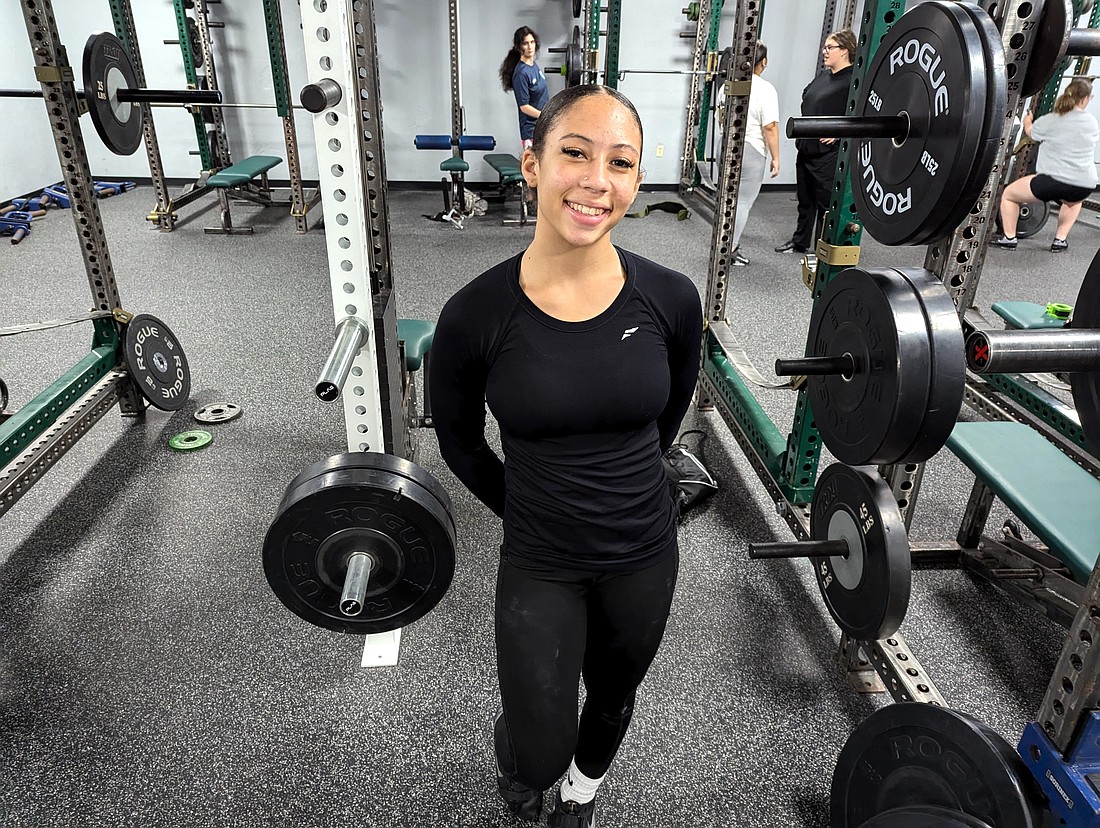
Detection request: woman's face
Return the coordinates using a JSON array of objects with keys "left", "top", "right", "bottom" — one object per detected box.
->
[
  {"left": 822, "top": 38, "right": 847, "bottom": 70},
  {"left": 522, "top": 94, "right": 644, "bottom": 249},
  {"left": 519, "top": 33, "right": 537, "bottom": 61}
]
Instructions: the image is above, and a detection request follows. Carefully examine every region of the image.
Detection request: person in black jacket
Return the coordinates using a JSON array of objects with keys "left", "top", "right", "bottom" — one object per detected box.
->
[
  {"left": 776, "top": 29, "right": 856, "bottom": 254},
  {"left": 430, "top": 84, "right": 702, "bottom": 828}
]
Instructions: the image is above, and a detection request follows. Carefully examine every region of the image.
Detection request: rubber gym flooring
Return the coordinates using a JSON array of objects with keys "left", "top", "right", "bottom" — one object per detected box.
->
[{"left": 1, "top": 183, "right": 1092, "bottom": 826}]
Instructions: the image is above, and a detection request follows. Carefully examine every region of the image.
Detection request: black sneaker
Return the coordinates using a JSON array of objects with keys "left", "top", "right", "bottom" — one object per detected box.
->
[
  {"left": 548, "top": 789, "right": 596, "bottom": 828},
  {"left": 732, "top": 249, "right": 749, "bottom": 266},
  {"left": 495, "top": 712, "right": 542, "bottom": 821},
  {"left": 991, "top": 236, "right": 1017, "bottom": 249},
  {"left": 1051, "top": 238, "right": 1068, "bottom": 253}
]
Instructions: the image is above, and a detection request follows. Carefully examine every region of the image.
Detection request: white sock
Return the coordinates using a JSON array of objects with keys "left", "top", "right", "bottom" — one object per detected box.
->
[{"left": 559, "top": 758, "right": 604, "bottom": 805}]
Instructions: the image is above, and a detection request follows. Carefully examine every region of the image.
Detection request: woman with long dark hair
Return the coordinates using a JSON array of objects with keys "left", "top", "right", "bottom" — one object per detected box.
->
[{"left": 499, "top": 26, "right": 549, "bottom": 151}]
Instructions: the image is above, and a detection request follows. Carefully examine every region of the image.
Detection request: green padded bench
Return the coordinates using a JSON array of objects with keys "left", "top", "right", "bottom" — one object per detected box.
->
[
  {"left": 397, "top": 318, "right": 434, "bottom": 427},
  {"left": 204, "top": 155, "right": 283, "bottom": 235},
  {"left": 947, "top": 421, "right": 1100, "bottom": 583},
  {"left": 990, "top": 301, "right": 1068, "bottom": 330},
  {"left": 440, "top": 157, "right": 470, "bottom": 173},
  {"left": 485, "top": 154, "right": 534, "bottom": 226}
]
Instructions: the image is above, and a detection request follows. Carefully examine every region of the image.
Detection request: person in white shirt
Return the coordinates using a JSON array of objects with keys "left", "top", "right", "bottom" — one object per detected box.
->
[
  {"left": 993, "top": 78, "right": 1099, "bottom": 253},
  {"left": 731, "top": 42, "right": 780, "bottom": 266}
]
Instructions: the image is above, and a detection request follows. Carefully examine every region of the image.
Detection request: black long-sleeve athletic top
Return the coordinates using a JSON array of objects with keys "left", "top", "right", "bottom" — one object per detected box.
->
[
  {"left": 796, "top": 65, "right": 853, "bottom": 157},
  {"left": 429, "top": 247, "right": 703, "bottom": 571}
]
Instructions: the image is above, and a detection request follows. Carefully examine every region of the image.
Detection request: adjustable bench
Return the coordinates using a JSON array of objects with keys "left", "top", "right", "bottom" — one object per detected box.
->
[
  {"left": 947, "top": 422, "right": 1100, "bottom": 608},
  {"left": 397, "top": 318, "right": 435, "bottom": 428},
  {"left": 205, "top": 155, "right": 283, "bottom": 235},
  {"left": 485, "top": 153, "right": 534, "bottom": 226},
  {"left": 990, "top": 301, "right": 1069, "bottom": 331}
]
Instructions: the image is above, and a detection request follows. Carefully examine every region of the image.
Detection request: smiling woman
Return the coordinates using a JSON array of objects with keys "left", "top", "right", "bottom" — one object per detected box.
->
[{"left": 429, "top": 84, "right": 703, "bottom": 828}]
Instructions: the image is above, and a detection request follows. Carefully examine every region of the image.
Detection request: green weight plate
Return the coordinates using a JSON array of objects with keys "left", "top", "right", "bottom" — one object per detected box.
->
[
  {"left": 1070, "top": 247, "right": 1100, "bottom": 452},
  {"left": 832, "top": 704, "right": 1044, "bottom": 828},
  {"left": 264, "top": 452, "right": 456, "bottom": 634},
  {"left": 805, "top": 267, "right": 932, "bottom": 466},
  {"left": 169, "top": 429, "right": 212, "bottom": 451},
  {"left": 811, "top": 463, "right": 910, "bottom": 641},
  {"left": 82, "top": 32, "right": 143, "bottom": 156},
  {"left": 124, "top": 313, "right": 191, "bottom": 411},
  {"left": 851, "top": 1, "right": 1004, "bottom": 245}
]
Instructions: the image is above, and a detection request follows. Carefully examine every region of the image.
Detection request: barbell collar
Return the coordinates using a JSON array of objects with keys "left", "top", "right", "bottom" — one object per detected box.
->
[
  {"left": 749, "top": 539, "right": 850, "bottom": 560},
  {"left": 785, "top": 115, "right": 909, "bottom": 140},
  {"left": 300, "top": 78, "right": 342, "bottom": 113},
  {"left": 339, "top": 552, "right": 375, "bottom": 617},
  {"left": 965, "top": 328, "right": 1100, "bottom": 374},
  {"left": 315, "top": 317, "right": 370, "bottom": 402},
  {"left": 774, "top": 354, "right": 856, "bottom": 378},
  {"left": 1067, "top": 28, "right": 1100, "bottom": 56}
]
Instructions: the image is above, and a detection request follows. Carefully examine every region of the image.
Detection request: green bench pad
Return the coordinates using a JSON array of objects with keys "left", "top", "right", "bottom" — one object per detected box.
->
[
  {"left": 440, "top": 157, "right": 470, "bottom": 173},
  {"left": 947, "top": 421, "right": 1100, "bottom": 582},
  {"left": 397, "top": 318, "right": 435, "bottom": 372},
  {"left": 990, "top": 301, "right": 1067, "bottom": 330},
  {"left": 208, "top": 155, "right": 283, "bottom": 188},
  {"left": 485, "top": 153, "right": 525, "bottom": 186}
]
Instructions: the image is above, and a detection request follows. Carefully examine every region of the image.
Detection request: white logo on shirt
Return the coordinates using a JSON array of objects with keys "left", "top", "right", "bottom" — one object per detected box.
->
[{"left": 621, "top": 326, "right": 639, "bottom": 341}]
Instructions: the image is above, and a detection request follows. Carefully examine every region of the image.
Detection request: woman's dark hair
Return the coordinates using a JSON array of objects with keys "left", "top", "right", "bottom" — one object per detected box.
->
[
  {"left": 530, "top": 84, "right": 644, "bottom": 158},
  {"left": 500, "top": 26, "right": 540, "bottom": 92},
  {"left": 755, "top": 41, "right": 768, "bottom": 66},
  {"left": 1055, "top": 78, "right": 1092, "bottom": 114},
  {"left": 828, "top": 29, "right": 857, "bottom": 62}
]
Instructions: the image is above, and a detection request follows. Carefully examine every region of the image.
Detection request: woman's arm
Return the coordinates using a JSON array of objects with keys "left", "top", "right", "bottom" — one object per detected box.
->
[
  {"left": 519, "top": 104, "right": 541, "bottom": 118},
  {"left": 656, "top": 279, "right": 704, "bottom": 452}
]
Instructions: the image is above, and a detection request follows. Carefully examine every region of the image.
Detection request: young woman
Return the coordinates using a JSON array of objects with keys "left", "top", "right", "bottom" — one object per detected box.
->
[
  {"left": 430, "top": 85, "right": 702, "bottom": 826},
  {"left": 776, "top": 29, "right": 856, "bottom": 254},
  {"left": 499, "top": 26, "right": 549, "bottom": 151},
  {"left": 994, "top": 79, "right": 1099, "bottom": 252}
]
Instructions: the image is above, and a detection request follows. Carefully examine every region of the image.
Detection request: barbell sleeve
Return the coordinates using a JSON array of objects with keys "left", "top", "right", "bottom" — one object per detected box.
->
[
  {"left": 749, "top": 540, "right": 850, "bottom": 559},
  {"left": 786, "top": 115, "right": 909, "bottom": 140},
  {"left": 1068, "top": 28, "right": 1100, "bottom": 56},
  {"left": 339, "top": 552, "right": 374, "bottom": 617},
  {"left": 315, "top": 317, "right": 369, "bottom": 402},
  {"left": 300, "top": 78, "right": 342, "bottom": 113},
  {"left": 774, "top": 354, "right": 856, "bottom": 377},
  {"left": 965, "top": 329, "right": 1100, "bottom": 374}
]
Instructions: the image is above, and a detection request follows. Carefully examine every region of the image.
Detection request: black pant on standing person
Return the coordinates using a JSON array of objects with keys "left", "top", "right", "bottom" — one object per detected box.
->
[{"left": 785, "top": 148, "right": 837, "bottom": 252}]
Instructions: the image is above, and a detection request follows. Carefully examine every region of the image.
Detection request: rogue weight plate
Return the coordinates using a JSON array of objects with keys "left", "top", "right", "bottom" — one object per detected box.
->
[
  {"left": 1022, "top": 0, "right": 1072, "bottom": 97},
  {"left": 169, "top": 429, "right": 212, "bottom": 451},
  {"left": 811, "top": 463, "right": 910, "bottom": 640},
  {"left": 186, "top": 17, "right": 204, "bottom": 68},
  {"left": 888, "top": 267, "right": 966, "bottom": 464},
  {"left": 82, "top": 32, "right": 143, "bottom": 156},
  {"left": 1070, "top": 247, "right": 1100, "bottom": 452},
  {"left": 805, "top": 267, "right": 934, "bottom": 466},
  {"left": 573, "top": 0, "right": 582, "bottom": 18},
  {"left": 851, "top": 1, "right": 1006, "bottom": 245},
  {"left": 124, "top": 313, "right": 191, "bottom": 411},
  {"left": 832, "top": 703, "right": 1045, "bottom": 828},
  {"left": 194, "top": 402, "right": 241, "bottom": 424},
  {"left": 566, "top": 25, "right": 583, "bottom": 87},
  {"left": 996, "top": 199, "right": 1050, "bottom": 239},
  {"left": 264, "top": 452, "right": 456, "bottom": 634}
]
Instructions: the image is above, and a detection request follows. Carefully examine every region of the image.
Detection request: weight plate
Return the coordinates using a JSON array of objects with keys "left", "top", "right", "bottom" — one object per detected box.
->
[
  {"left": 1017, "top": 200, "right": 1051, "bottom": 239},
  {"left": 811, "top": 463, "right": 910, "bottom": 640},
  {"left": 851, "top": 1, "right": 1003, "bottom": 245},
  {"left": 805, "top": 267, "right": 933, "bottom": 466},
  {"left": 124, "top": 314, "right": 191, "bottom": 411},
  {"left": 169, "top": 429, "right": 212, "bottom": 451},
  {"left": 1070, "top": 247, "right": 1100, "bottom": 452},
  {"left": 888, "top": 267, "right": 965, "bottom": 463},
  {"left": 82, "top": 32, "right": 143, "bottom": 156},
  {"left": 573, "top": 0, "right": 581, "bottom": 18},
  {"left": 194, "top": 402, "right": 241, "bottom": 423},
  {"left": 1023, "top": 0, "right": 1073, "bottom": 97},
  {"left": 832, "top": 703, "right": 1044, "bottom": 828},
  {"left": 0, "top": 378, "right": 7, "bottom": 413},
  {"left": 859, "top": 805, "right": 994, "bottom": 828},
  {"left": 264, "top": 452, "right": 456, "bottom": 634},
  {"left": 186, "top": 17, "right": 204, "bottom": 69},
  {"left": 566, "top": 25, "right": 583, "bottom": 87}
]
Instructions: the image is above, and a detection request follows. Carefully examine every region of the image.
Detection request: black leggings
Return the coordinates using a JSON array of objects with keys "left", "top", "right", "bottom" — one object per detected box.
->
[{"left": 494, "top": 546, "right": 679, "bottom": 792}]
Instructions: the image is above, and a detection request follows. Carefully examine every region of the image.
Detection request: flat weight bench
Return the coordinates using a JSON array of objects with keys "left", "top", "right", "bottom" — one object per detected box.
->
[
  {"left": 397, "top": 318, "right": 434, "bottom": 428},
  {"left": 948, "top": 422, "right": 1100, "bottom": 602},
  {"left": 204, "top": 155, "right": 283, "bottom": 235},
  {"left": 990, "top": 301, "right": 1068, "bottom": 330},
  {"left": 485, "top": 154, "right": 534, "bottom": 227}
]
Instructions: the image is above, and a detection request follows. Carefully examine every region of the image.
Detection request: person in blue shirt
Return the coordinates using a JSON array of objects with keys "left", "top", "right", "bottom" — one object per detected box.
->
[{"left": 500, "top": 26, "right": 550, "bottom": 149}]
